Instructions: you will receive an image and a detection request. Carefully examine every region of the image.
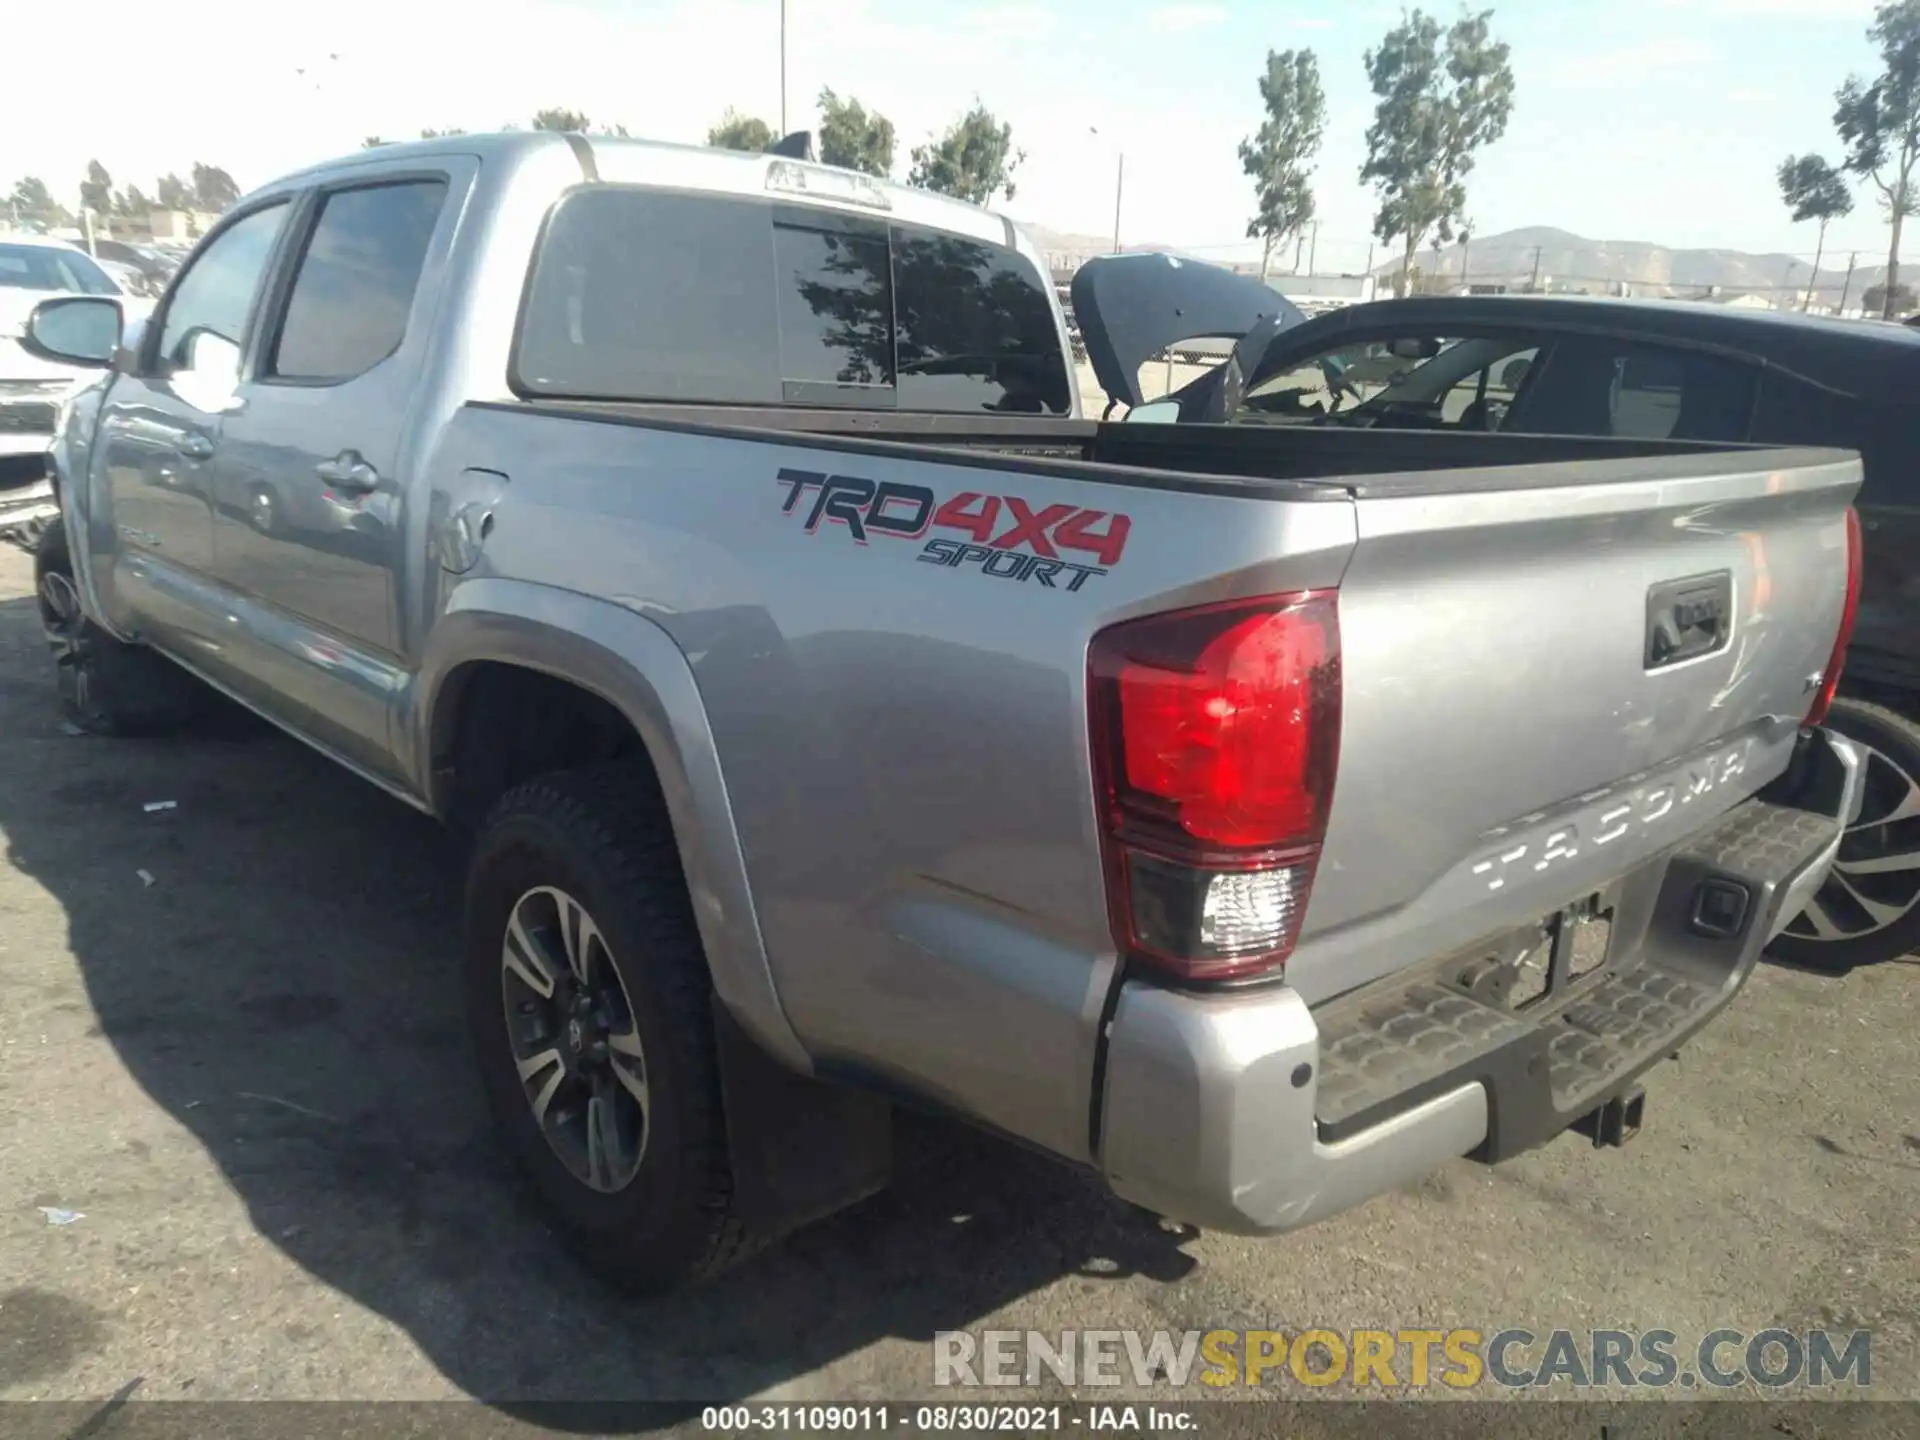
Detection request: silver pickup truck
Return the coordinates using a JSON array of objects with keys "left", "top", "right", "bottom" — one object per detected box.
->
[{"left": 23, "top": 131, "right": 1866, "bottom": 1293}]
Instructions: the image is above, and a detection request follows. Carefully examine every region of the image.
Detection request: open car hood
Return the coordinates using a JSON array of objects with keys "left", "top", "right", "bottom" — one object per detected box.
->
[{"left": 1069, "top": 252, "right": 1306, "bottom": 412}]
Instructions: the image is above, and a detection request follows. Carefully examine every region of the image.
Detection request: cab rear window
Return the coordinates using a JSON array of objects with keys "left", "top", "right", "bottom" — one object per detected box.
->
[{"left": 513, "top": 186, "right": 1070, "bottom": 415}]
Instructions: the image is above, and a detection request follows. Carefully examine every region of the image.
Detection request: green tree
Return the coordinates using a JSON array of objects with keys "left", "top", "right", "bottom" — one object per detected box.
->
[
  {"left": 362, "top": 136, "right": 390, "bottom": 149},
  {"left": 817, "top": 88, "right": 896, "bottom": 176},
  {"left": 532, "top": 107, "right": 592, "bottom": 133},
  {"left": 1864, "top": 279, "right": 1917, "bottom": 314},
  {"left": 1777, "top": 154, "right": 1855, "bottom": 310},
  {"left": 155, "top": 173, "right": 192, "bottom": 211},
  {"left": 79, "top": 160, "right": 113, "bottom": 224},
  {"left": 419, "top": 127, "right": 467, "bottom": 138},
  {"left": 115, "top": 184, "right": 152, "bottom": 220},
  {"left": 1360, "top": 7, "right": 1515, "bottom": 297},
  {"left": 7, "top": 176, "right": 71, "bottom": 230},
  {"left": 908, "top": 102, "right": 1022, "bottom": 205},
  {"left": 1239, "top": 49, "right": 1327, "bottom": 281},
  {"left": 191, "top": 163, "right": 240, "bottom": 212},
  {"left": 1834, "top": 1, "right": 1920, "bottom": 318},
  {"left": 708, "top": 109, "right": 774, "bottom": 151}
]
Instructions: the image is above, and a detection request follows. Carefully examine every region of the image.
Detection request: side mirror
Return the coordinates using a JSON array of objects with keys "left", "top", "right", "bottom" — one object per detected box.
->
[
  {"left": 1124, "top": 400, "right": 1182, "bottom": 424},
  {"left": 182, "top": 328, "right": 242, "bottom": 384},
  {"left": 1388, "top": 337, "right": 1441, "bottom": 361},
  {"left": 22, "top": 296, "right": 123, "bottom": 368}
]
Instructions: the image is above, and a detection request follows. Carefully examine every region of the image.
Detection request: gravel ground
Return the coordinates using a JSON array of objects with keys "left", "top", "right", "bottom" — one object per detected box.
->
[{"left": 0, "top": 539, "right": 1914, "bottom": 1419}]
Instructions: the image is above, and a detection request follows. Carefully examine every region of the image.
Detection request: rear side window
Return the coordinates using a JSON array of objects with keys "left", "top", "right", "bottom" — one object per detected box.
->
[
  {"left": 1751, "top": 370, "right": 1857, "bottom": 447},
  {"left": 270, "top": 180, "right": 447, "bottom": 382},
  {"left": 514, "top": 186, "right": 1070, "bottom": 414},
  {"left": 1513, "top": 339, "right": 1758, "bottom": 441},
  {"left": 1753, "top": 369, "right": 1904, "bottom": 503}
]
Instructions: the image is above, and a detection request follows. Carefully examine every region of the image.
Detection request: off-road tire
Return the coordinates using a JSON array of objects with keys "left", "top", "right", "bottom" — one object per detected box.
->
[
  {"left": 1770, "top": 696, "right": 1920, "bottom": 974},
  {"left": 464, "top": 762, "right": 758, "bottom": 1293},
  {"left": 35, "top": 517, "right": 205, "bottom": 736}
]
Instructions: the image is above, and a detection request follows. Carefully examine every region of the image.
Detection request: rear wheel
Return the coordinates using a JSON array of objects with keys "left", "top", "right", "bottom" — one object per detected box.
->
[
  {"left": 1772, "top": 697, "right": 1920, "bottom": 973},
  {"left": 35, "top": 517, "right": 204, "bottom": 736},
  {"left": 464, "top": 762, "right": 756, "bottom": 1292}
]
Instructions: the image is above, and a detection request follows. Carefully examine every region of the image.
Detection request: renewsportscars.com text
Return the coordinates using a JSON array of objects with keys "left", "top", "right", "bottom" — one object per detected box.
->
[{"left": 933, "top": 1328, "right": 1873, "bottom": 1391}]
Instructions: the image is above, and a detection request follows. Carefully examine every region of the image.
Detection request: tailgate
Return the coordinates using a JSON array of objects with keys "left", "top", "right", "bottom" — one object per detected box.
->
[{"left": 1286, "top": 445, "right": 1860, "bottom": 1004}]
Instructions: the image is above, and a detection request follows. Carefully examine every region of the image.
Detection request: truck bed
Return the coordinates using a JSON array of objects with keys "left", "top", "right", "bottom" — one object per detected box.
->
[{"left": 483, "top": 397, "right": 1806, "bottom": 498}]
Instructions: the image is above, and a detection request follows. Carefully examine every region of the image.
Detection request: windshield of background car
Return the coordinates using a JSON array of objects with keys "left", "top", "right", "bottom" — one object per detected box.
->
[
  {"left": 0, "top": 243, "right": 120, "bottom": 296},
  {"left": 514, "top": 186, "right": 1071, "bottom": 415}
]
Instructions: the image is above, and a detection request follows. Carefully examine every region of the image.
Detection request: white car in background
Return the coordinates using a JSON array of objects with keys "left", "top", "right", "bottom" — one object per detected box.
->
[{"left": 0, "top": 236, "right": 154, "bottom": 533}]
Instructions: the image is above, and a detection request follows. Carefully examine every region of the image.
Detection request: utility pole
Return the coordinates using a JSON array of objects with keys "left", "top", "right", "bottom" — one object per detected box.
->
[
  {"left": 1529, "top": 245, "right": 1544, "bottom": 293},
  {"left": 1839, "top": 252, "right": 1858, "bottom": 315},
  {"left": 1112, "top": 152, "right": 1124, "bottom": 255},
  {"left": 1308, "top": 221, "right": 1319, "bottom": 277},
  {"left": 779, "top": 0, "right": 787, "bottom": 135}
]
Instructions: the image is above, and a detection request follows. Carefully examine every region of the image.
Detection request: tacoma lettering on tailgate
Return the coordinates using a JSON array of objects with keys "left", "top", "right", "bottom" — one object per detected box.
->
[
  {"left": 1469, "top": 740, "right": 1752, "bottom": 893},
  {"left": 776, "top": 468, "right": 1132, "bottom": 592}
]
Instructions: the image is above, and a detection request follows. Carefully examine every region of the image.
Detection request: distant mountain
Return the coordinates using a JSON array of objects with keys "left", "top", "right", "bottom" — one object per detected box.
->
[
  {"left": 1023, "top": 219, "right": 1904, "bottom": 311},
  {"left": 1375, "top": 225, "right": 1892, "bottom": 306},
  {"left": 1022, "top": 225, "right": 1215, "bottom": 266}
]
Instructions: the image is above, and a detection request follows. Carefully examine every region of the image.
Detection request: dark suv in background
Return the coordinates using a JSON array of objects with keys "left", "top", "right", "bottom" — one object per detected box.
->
[{"left": 1109, "top": 283, "right": 1920, "bottom": 972}]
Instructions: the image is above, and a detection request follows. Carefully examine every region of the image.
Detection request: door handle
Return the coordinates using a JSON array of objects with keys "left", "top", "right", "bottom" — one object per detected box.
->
[
  {"left": 315, "top": 452, "right": 380, "bottom": 495},
  {"left": 175, "top": 433, "right": 215, "bottom": 460}
]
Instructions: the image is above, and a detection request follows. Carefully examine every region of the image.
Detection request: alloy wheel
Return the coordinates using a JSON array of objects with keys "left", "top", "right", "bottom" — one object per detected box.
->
[
  {"left": 1784, "top": 741, "right": 1920, "bottom": 943},
  {"left": 500, "top": 885, "right": 651, "bottom": 1193},
  {"left": 38, "top": 566, "right": 97, "bottom": 715},
  {"left": 38, "top": 567, "right": 82, "bottom": 643}
]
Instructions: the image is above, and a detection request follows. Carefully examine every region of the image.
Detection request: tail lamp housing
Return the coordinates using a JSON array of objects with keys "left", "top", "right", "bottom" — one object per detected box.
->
[
  {"left": 1088, "top": 591, "right": 1341, "bottom": 983},
  {"left": 1805, "top": 505, "right": 1862, "bottom": 730}
]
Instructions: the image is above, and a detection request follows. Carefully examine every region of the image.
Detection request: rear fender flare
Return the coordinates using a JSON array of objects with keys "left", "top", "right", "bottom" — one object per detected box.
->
[{"left": 410, "top": 577, "right": 810, "bottom": 1074}]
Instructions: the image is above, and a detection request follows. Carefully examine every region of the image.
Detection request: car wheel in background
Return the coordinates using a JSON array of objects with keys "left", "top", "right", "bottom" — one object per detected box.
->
[{"left": 1771, "top": 696, "right": 1920, "bottom": 973}]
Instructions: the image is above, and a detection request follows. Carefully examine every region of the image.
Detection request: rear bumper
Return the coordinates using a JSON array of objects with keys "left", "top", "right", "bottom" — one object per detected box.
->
[{"left": 1097, "top": 727, "right": 1863, "bottom": 1235}]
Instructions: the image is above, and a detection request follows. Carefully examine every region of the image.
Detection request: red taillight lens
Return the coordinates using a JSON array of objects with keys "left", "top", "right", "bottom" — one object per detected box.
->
[
  {"left": 1089, "top": 592, "right": 1341, "bottom": 983},
  {"left": 1805, "top": 505, "right": 1862, "bottom": 730}
]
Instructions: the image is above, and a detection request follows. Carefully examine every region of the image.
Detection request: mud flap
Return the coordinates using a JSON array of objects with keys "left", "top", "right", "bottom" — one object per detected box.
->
[{"left": 713, "top": 1004, "right": 893, "bottom": 1238}]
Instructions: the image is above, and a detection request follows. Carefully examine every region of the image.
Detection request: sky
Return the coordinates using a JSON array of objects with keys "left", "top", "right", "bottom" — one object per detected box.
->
[{"left": 0, "top": 0, "right": 1903, "bottom": 270}]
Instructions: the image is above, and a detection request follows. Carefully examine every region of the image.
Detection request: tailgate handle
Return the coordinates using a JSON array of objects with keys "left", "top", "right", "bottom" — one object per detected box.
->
[{"left": 1646, "top": 571, "right": 1733, "bottom": 670}]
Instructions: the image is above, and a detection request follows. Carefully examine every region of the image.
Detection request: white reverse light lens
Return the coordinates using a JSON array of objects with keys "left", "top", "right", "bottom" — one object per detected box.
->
[{"left": 1199, "top": 867, "right": 1301, "bottom": 957}]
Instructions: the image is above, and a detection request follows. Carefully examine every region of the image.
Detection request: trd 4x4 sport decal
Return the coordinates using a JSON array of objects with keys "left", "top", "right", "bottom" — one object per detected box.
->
[{"left": 775, "top": 468, "right": 1131, "bottom": 592}]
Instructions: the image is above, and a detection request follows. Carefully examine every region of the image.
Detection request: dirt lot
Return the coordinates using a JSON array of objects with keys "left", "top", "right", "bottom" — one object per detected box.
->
[{"left": 0, "top": 540, "right": 1915, "bottom": 1414}]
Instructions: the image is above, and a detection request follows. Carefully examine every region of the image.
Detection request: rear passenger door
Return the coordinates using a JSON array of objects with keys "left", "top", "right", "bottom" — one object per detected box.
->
[{"left": 204, "top": 163, "right": 468, "bottom": 781}]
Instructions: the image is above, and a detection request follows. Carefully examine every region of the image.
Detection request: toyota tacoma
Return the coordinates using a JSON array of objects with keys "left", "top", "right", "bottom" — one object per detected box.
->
[{"left": 22, "top": 131, "right": 1865, "bottom": 1291}]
